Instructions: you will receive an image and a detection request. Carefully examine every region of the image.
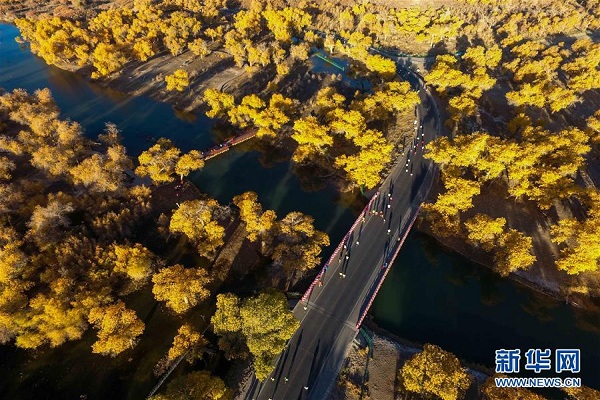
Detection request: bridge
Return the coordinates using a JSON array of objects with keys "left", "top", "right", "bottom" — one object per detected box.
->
[
  {"left": 241, "top": 61, "right": 442, "bottom": 400},
  {"left": 200, "top": 128, "right": 257, "bottom": 160}
]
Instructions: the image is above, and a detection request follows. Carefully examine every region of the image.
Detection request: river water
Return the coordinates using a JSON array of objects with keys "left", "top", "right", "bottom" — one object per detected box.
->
[{"left": 1, "top": 23, "right": 599, "bottom": 397}]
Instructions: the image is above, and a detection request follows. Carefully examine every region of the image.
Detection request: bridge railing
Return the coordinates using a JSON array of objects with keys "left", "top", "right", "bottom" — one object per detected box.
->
[
  {"left": 201, "top": 128, "right": 257, "bottom": 160},
  {"left": 355, "top": 162, "right": 436, "bottom": 329},
  {"left": 300, "top": 193, "right": 379, "bottom": 305}
]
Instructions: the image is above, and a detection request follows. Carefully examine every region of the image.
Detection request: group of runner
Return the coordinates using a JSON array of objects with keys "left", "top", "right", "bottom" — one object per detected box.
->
[
  {"left": 405, "top": 120, "right": 426, "bottom": 175},
  {"left": 314, "top": 118, "right": 424, "bottom": 286}
]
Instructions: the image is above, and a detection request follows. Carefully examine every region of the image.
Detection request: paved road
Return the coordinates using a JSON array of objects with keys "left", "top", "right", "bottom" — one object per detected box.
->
[{"left": 242, "top": 63, "right": 440, "bottom": 400}]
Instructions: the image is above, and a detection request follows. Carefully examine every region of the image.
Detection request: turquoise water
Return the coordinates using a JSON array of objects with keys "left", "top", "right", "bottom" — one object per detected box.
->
[{"left": 1, "top": 22, "right": 599, "bottom": 397}]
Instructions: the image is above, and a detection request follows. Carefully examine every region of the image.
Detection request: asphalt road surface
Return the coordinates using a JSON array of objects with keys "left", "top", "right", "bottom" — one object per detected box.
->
[{"left": 243, "top": 65, "right": 441, "bottom": 400}]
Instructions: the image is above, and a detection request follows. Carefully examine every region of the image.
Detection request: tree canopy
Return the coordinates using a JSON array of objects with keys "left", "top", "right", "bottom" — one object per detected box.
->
[
  {"left": 212, "top": 291, "right": 299, "bottom": 380},
  {"left": 152, "top": 264, "right": 212, "bottom": 314},
  {"left": 399, "top": 343, "right": 472, "bottom": 400}
]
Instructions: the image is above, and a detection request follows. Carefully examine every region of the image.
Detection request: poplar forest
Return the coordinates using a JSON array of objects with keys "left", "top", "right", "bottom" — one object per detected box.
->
[{"left": 1, "top": 0, "right": 600, "bottom": 399}]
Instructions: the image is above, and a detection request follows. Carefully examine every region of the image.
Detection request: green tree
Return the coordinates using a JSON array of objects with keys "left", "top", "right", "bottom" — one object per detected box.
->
[{"left": 212, "top": 291, "right": 299, "bottom": 381}]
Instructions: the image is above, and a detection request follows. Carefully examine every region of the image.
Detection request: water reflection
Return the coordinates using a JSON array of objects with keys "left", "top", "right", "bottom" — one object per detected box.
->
[
  {"left": 520, "top": 290, "right": 556, "bottom": 323},
  {"left": 372, "top": 232, "right": 600, "bottom": 389}
]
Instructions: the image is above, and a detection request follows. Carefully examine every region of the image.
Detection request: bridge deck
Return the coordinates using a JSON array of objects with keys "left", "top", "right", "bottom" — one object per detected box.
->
[{"left": 246, "top": 79, "right": 440, "bottom": 400}]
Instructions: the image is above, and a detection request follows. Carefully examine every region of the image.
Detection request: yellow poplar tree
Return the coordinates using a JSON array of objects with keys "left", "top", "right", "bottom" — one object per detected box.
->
[
  {"left": 152, "top": 264, "right": 211, "bottom": 314},
  {"left": 135, "top": 138, "right": 181, "bottom": 184},
  {"left": 175, "top": 150, "right": 205, "bottom": 180},
  {"left": 91, "top": 43, "right": 127, "bottom": 79},
  {"left": 482, "top": 374, "right": 546, "bottom": 400},
  {"left": 464, "top": 214, "right": 507, "bottom": 251},
  {"left": 399, "top": 343, "right": 471, "bottom": 400},
  {"left": 495, "top": 229, "right": 537, "bottom": 277},
  {"left": 188, "top": 38, "right": 211, "bottom": 58},
  {"left": 365, "top": 54, "right": 397, "bottom": 80},
  {"left": 112, "top": 243, "right": 154, "bottom": 281},
  {"left": 272, "top": 212, "right": 330, "bottom": 276},
  {"left": 586, "top": 110, "right": 600, "bottom": 143},
  {"left": 149, "top": 371, "right": 232, "bottom": 400},
  {"left": 169, "top": 199, "right": 225, "bottom": 258},
  {"left": 232, "top": 191, "right": 277, "bottom": 243},
  {"left": 15, "top": 295, "right": 87, "bottom": 349},
  {"left": 551, "top": 190, "right": 600, "bottom": 274},
  {"left": 291, "top": 116, "right": 333, "bottom": 162},
  {"left": 212, "top": 291, "right": 299, "bottom": 381},
  {"left": 203, "top": 89, "right": 235, "bottom": 119},
  {"left": 88, "top": 301, "right": 145, "bottom": 357},
  {"left": 168, "top": 323, "right": 206, "bottom": 361},
  {"left": 165, "top": 69, "right": 189, "bottom": 92}
]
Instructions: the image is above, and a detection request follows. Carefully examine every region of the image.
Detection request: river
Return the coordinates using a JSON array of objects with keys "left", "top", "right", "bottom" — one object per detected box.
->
[{"left": 1, "top": 23, "right": 599, "bottom": 398}]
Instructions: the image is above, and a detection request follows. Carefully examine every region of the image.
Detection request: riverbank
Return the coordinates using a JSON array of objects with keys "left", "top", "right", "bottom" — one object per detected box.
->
[
  {"left": 415, "top": 174, "right": 600, "bottom": 314},
  {"left": 333, "top": 325, "right": 492, "bottom": 400}
]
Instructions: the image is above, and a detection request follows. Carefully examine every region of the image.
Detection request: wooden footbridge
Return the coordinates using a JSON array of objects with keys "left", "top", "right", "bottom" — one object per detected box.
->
[{"left": 200, "top": 128, "right": 257, "bottom": 161}]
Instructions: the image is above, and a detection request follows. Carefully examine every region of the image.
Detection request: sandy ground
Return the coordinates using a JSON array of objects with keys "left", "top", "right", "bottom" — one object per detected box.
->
[
  {"left": 331, "top": 331, "right": 490, "bottom": 400},
  {"left": 97, "top": 48, "right": 248, "bottom": 113}
]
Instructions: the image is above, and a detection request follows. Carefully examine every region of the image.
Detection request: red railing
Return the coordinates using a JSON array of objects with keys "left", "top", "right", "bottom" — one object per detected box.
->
[
  {"left": 355, "top": 205, "right": 421, "bottom": 329},
  {"left": 201, "top": 128, "right": 257, "bottom": 160},
  {"left": 300, "top": 192, "right": 380, "bottom": 304}
]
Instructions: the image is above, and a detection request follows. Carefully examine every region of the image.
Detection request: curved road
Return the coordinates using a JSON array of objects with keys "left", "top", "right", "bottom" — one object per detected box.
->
[{"left": 242, "top": 57, "right": 441, "bottom": 400}]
